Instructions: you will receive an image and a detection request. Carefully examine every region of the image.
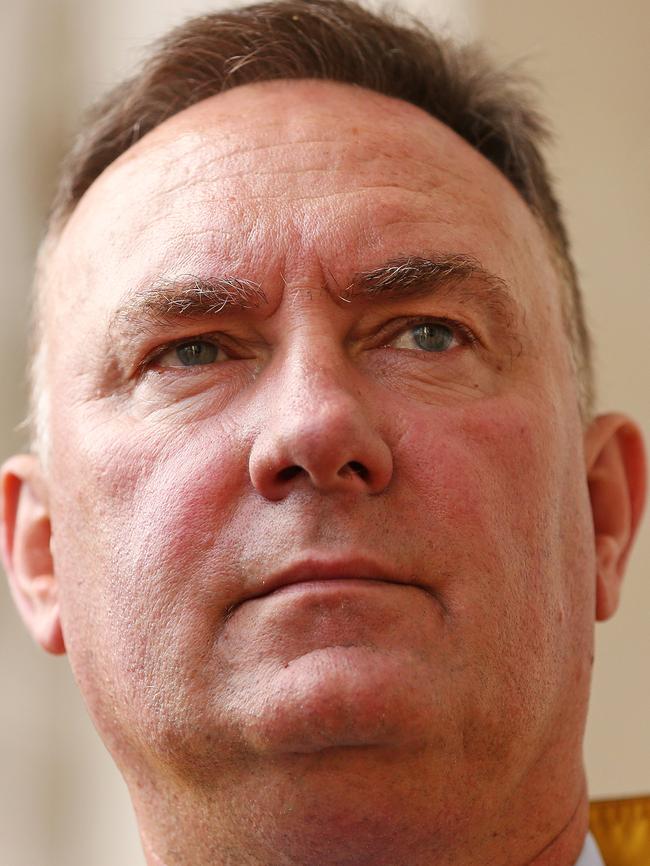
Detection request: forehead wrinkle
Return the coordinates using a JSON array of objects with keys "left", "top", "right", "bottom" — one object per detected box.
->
[
  {"left": 131, "top": 110, "right": 471, "bottom": 199},
  {"left": 150, "top": 161, "right": 446, "bottom": 204}
]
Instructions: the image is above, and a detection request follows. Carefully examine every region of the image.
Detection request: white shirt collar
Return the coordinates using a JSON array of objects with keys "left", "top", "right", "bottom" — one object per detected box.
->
[{"left": 574, "top": 833, "right": 605, "bottom": 866}]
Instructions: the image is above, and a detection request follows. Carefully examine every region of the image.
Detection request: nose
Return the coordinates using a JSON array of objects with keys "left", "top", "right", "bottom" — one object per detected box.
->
[{"left": 248, "top": 356, "right": 393, "bottom": 501}]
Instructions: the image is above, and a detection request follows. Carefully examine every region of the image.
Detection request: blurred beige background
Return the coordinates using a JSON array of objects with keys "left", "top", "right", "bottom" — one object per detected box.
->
[{"left": 1, "top": 1, "right": 648, "bottom": 864}]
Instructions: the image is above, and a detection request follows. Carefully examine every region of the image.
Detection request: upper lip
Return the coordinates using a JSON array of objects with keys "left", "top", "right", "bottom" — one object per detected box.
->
[{"left": 241, "top": 555, "right": 429, "bottom": 604}]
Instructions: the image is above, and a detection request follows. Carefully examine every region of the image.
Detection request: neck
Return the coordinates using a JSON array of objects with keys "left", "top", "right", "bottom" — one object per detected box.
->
[{"left": 131, "top": 752, "right": 590, "bottom": 866}]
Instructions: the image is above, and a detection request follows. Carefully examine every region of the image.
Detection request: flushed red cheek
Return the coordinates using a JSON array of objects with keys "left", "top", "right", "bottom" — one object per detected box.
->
[
  {"left": 50, "top": 416, "right": 246, "bottom": 640},
  {"left": 392, "top": 398, "right": 568, "bottom": 582},
  {"left": 50, "top": 425, "right": 249, "bottom": 724}
]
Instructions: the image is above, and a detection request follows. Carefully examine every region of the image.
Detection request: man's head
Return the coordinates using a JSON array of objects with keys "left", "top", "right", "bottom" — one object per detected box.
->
[
  {"left": 2, "top": 2, "right": 645, "bottom": 865},
  {"left": 32, "top": 0, "right": 595, "bottom": 443}
]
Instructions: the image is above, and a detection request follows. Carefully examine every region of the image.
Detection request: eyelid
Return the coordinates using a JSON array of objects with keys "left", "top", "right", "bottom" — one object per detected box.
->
[
  {"left": 139, "top": 332, "right": 243, "bottom": 373},
  {"left": 379, "top": 316, "right": 480, "bottom": 349},
  {"left": 135, "top": 315, "right": 479, "bottom": 376}
]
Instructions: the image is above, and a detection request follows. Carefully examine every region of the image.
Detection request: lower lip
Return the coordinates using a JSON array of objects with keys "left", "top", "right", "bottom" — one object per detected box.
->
[{"left": 262, "top": 578, "right": 397, "bottom": 597}]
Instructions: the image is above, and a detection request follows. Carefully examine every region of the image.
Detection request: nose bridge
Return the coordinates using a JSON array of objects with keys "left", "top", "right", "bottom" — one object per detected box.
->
[
  {"left": 248, "top": 334, "right": 393, "bottom": 499},
  {"left": 282, "top": 336, "right": 357, "bottom": 418},
  {"left": 270, "top": 336, "right": 372, "bottom": 463}
]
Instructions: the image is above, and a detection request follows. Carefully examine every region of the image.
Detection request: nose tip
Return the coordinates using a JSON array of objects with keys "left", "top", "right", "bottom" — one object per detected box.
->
[{"left": 248, "top": 398, "right": 393, "bottom": 501}]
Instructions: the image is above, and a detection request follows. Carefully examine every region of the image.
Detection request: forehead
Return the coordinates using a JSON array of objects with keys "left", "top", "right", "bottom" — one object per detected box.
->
[{"left": 46, "top": 79, "right": 559, "bottom": 328}]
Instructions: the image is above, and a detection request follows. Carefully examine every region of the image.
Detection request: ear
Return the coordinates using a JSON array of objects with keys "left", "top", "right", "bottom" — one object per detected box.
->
[
  {"left": 585, "top": 414, "right": 646, "bottom": 622},
  {"left": 1, "top": 453, "right": 65, "bottom": 654}
]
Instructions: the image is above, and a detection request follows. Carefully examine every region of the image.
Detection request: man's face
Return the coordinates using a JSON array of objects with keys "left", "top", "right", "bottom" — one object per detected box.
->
[{"left": 41, "top": 81, "right": 595, "bottom": 820}]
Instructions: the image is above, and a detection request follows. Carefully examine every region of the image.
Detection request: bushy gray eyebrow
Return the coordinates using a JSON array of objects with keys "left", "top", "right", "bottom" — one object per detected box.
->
[
  {"left": 109, "top": 274, "right": 268, "bottom": 338},
  {"left": 108, "top": 253, "right": 519, "bottom": 344},
  {"left": 351, "top": 254, "right": 507, "bottom": 299},
  {"left": 340, "top": 254, "right": 520, "bottom": 339}
]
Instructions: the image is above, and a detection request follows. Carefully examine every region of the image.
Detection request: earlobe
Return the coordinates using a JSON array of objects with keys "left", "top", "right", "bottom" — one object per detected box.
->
[
  {"left": 1, "top": 454, "right": 65, "bottom": 654},
  {"left": 585, "top": 414, "right": 647, "bottom": 622}
]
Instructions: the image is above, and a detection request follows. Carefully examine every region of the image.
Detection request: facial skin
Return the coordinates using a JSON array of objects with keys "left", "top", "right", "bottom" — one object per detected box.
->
[{"left": 1, "top": 80, "right": 645, "bottom": 866}]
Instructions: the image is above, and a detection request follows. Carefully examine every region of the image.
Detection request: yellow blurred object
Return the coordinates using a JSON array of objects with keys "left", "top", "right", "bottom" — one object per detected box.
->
[{"left": 590, "top": 795, "right": 650, "bottom": 866}]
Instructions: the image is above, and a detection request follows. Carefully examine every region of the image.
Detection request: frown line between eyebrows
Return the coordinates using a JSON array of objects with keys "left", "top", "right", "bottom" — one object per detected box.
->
[{"left": 107, "top": 253, "right": 520, "bottom": 351}]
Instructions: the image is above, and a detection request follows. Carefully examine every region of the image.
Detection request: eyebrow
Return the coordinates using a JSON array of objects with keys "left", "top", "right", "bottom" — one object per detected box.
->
[
  {"left": 108, "top": 253, "right": 519, "bottom": 344},
  {"left": 344, "top": 254, "right": 518, "bottom": 327},
  {"left": 108, "top": 274, "right": 269, "bottom": 341}
]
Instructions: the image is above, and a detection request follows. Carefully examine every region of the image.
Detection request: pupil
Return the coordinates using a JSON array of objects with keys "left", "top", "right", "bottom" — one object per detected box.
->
[
  {"left": 177, "top": 342, "right": 218, "bottom": 366},
  {"left": 413, "top": 324, "right": 453, "bottom": 352}
]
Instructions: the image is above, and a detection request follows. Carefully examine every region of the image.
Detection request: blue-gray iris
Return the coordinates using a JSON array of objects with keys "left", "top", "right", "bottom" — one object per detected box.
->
[
  {"left": 413, "top": 323, "right": 453, "bottom": 352},
  {"left": 177, "top": 341, "right": 219, "bottom": 366}
]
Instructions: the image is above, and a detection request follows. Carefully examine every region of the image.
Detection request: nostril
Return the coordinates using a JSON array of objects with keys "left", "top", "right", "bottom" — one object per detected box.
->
[
  {"left": 343, "top": 461, "right": 369, "bottom": 481},
  {"left": 278, "top": 465, "right": 303, "bottom": 482}
]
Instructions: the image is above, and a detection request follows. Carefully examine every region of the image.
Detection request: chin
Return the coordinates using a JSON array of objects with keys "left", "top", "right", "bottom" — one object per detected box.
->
[{"left": 217, "top": 644, "right": 440, "bottom": 758}]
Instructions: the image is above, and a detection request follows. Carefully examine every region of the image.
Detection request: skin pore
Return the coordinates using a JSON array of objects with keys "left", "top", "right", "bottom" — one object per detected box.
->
[{"left": 2, "top": 80, "right": 646, "bottom": 866}]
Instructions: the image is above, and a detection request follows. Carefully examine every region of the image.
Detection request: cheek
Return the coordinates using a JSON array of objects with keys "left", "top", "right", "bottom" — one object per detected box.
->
[
  {"left": 49, "top": 412, "right": 259, "bottom": 761},
  {"left": 395, "top": 398, "right": 554, "bottom": 553},
  {"left": 393, "top": 393, "right": 593, "bottom": 650},
  {"left": 392, "top": 395, "right": 595, "bottom": 744},
  {"left": 50, "top": 414, "right": 249, "bottom": 665}
]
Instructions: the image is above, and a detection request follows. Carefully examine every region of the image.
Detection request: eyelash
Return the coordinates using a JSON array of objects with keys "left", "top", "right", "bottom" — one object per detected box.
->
[
  {"left": 139, "top": 315, "right": 479, "bottom": 375},
  {"left": 379, "top": 316, "right": 479, "bottom": 349},
  {"left": 138, "top": 333, "right": 235, "bottom": 373}
]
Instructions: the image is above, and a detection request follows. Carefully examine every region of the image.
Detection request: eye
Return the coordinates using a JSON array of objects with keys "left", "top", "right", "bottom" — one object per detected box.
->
[
  {"left": 387, "top": 320, "right": 470, "bottom": 353},
  {"left": 156, "top": 339, "right": 226, "bottom": 368}
]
